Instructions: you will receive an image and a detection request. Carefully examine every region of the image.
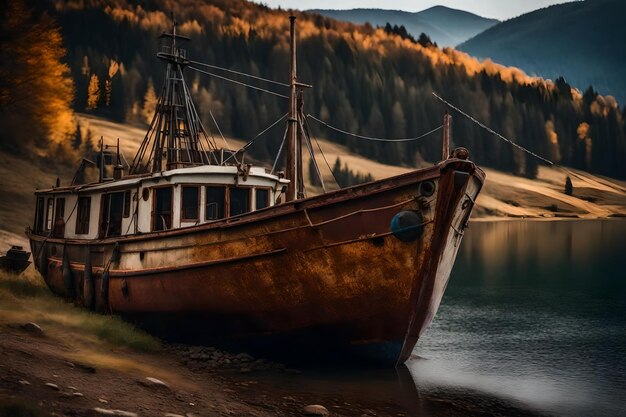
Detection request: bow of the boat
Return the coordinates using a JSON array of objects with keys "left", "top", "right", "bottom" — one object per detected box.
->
[{"left": 396, "top": 158, "right": 484, "bottom": 365}]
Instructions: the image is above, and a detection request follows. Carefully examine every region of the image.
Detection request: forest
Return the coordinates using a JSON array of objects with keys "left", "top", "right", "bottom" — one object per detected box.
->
[{"left": 2, "top": 0, "right": 626, "bottom": 180}]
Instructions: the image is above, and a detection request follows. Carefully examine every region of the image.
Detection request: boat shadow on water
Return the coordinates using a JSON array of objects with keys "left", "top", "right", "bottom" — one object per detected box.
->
[{"left": 213, "top": 357, "right": 550, "bottom": 417}]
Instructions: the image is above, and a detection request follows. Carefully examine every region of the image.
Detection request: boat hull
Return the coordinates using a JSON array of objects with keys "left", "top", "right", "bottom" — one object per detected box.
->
[{"left": 28, "top": 158, "right": 484, "bottom": 365}]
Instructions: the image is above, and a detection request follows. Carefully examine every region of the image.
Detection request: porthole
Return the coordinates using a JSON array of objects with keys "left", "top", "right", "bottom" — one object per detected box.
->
[{"left": 420, "top": 181, "right": 436, "bottom": 197}]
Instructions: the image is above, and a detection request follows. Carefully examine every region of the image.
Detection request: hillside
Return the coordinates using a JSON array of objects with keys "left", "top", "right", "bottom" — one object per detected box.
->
[
  {"left": 2, "top": 115, "right": 624, "bottom": 253},
  {"left": 309, "top": 6, "right": 499, "bottom": 47},
  {"left": 2, "top": 0, "right": 625, "bottom": 184},
  {"left": 459, "top": 0, "right": 626, "bottom": 103},
  {"left": 48, "top": 0, "right": 626, "bottom": 181}
]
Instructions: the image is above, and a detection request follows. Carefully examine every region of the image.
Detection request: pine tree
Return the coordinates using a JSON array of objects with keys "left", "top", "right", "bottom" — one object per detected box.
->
[
  {"left": 309, "top": 158, "right": 321, "bottom": 187},
  {"left": 104, "top": 79, "right": 112, "bottom": 107},
  {"left": 142, "top": 79, "right": 157, "bottom": 124},
  {"left": 332, "top": 157, "right": 342, "bottom": 186},
  {"left": 71, "top": 122, "right": 83, "bottom": 150},
  {"left": 82, "top": 128, "right": 95, "bottom": 159},
  {"left": 564, "top": 176, "right": 573, "bottom": 195},
  {"left": 417, "top": 33, "right": 434, "bottom": 48}
]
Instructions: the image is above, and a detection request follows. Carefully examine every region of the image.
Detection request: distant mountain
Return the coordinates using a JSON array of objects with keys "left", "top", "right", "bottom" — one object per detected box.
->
[
  {"left": 309, "top": 6, "right": 499, "bottom": 47},
  {"left": 459, "top": 0, "right": 626, "bottom": 103}
]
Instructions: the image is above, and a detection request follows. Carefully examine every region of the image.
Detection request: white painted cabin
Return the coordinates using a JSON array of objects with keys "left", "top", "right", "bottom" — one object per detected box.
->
[{"left": 32, "top": 165, "right": 288, "bottom": 240}]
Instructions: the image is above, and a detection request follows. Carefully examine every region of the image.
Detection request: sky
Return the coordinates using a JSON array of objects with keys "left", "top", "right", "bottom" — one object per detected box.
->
[{"left": 251, "top": 0, "right": 578, "bottom": 20}]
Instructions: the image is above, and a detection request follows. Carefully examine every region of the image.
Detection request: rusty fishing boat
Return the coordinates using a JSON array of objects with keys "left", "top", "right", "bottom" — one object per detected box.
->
[{"left": 27, "top": 17, "right": 484, "bottom": 365}]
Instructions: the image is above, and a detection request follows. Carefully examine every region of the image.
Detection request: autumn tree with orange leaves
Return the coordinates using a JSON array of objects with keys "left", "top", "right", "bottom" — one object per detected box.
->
[
  {"left": 0, "top": 1, "right": 75, "bottom": 154},
  {"left": 50, "top": 0, "right": 626, "bottom": 179}
]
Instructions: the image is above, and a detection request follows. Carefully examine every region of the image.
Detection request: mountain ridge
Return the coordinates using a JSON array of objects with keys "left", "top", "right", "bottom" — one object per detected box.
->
[
  {"left": 459, "top": 0, "right": 626, "bottom": 102},
  {"left": 309, "top": 6, "right": 499, "bottom": 47}
]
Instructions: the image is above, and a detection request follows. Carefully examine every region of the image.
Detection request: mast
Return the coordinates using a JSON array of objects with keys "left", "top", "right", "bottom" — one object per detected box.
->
[
  {"left": 129, "top": 16, "right": 218, "bottom": 175},
  {"left": 442, "top": 112, "right": 451, "bottom": 161},
  {"left": 286, "top": 15, "right": 298, "bottom": 202}
]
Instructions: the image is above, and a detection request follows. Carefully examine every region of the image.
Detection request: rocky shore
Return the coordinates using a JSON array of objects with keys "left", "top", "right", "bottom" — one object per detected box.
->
[{"left": 0, "top": 269, "right": 549, "bottom": 417}]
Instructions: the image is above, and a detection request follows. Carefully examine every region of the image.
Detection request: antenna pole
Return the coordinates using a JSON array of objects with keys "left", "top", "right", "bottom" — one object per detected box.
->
[
  {"left": 99, "top": 136, "right": 104, "bottom": 182},
  {"left": 442, "top": 112, "right": 451, "bottom": 161},
  {"left": 286, "top": 15, "right": 298, "bottom": 202}
]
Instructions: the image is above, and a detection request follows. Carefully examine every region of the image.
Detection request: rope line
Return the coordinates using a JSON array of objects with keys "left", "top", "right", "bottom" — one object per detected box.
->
[
  {"left": 189, "top": 66, "right": 289, "bottom": 99},
  {"left": 223, "top": 113, "right": 289, "bottom": 164},
  {"left": 432, "top": 92, "right": 554, "bottom": 166},
  {"left": 271, "top": 125, "right": 289, "bottom": 174},
  {"left": 304, "top": 116, "right": 342, "bottom": 187},
  {"left": 188, "top": 60, "right": 290, "bottom": 88},
  {"left": 307, "top": 114, "right": 443, "bottom": 142}
]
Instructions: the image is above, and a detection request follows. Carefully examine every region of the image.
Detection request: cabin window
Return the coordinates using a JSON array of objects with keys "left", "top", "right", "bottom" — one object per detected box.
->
[
  {"left": 153, "top": 187, "right": 173, "bottom": 231},
  {"left": 229, "top": 188, "right": 250, "bottom": 217},
  {"left": 45, "top": 198, "right": 54, "bottom": 231},
  {"left": 255, "top": 188, "right": 270, "bottom": 210},
  {"left": 55, "top": 198, "right": 65, "bottom": 221},
  {"left": 52, "top": 198, "right": 66, "bottom": 237},
  {"left": 205, "top": 186, "right": 225, "bottom": 220},
  {"left": 34, "top": 197, "right": 45, "bottom": 233},
  {"left": 123, "top": 190, "right": 131, "bottom": 218},
  {"left": 76, "top": 197, "right": 91, "bottom": 235},
  {"left": 101, "top": 192, "right": 124, "bottom": 237},
  {"left": 181, "top": 186, "right": 199, "bottom": 221}
]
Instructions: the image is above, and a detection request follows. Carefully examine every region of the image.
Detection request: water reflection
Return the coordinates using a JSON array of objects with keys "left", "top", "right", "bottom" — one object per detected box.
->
[{"left": 410, "top": 220, "right": 626, "bottom": 417}]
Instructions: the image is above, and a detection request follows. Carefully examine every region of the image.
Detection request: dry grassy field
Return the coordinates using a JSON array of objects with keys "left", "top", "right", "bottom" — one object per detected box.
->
[{"left": 1, "top": 114, "right": 625, "bottom": 252}]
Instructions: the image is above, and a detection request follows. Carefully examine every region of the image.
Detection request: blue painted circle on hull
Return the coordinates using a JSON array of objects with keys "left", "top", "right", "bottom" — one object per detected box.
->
[{"left": 390, "top": 211, "right": 424, "bottom": 242}]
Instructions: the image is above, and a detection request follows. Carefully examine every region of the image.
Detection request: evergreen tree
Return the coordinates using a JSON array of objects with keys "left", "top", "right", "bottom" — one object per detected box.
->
[
  {"left": 417, "top": 33, "right": 434, "bottom": 48},
  {"left": 308, "top": 157, "right": 321, "bottom": 187},
  {"left": 41, "top": 0, "right": 626, "bottom": 180},
  {"left": 141, "top": 79, "right": 157, "bottom": 124},
  {"left": 104, "top": 79, "right": 112, "bottom": 107},
  {"left": 564, "top": 176, "right": 573, "bottom": 195},
  {"left": 72, "top": 121, "right": 83, "bottom": 150},
  {"left": 82, "top": 128, "right": 95, "bottom": 159}
]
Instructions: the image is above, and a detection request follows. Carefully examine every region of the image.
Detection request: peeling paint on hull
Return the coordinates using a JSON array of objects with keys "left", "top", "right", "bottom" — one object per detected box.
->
[{"left": 28, "top": 159, "right": 484, "bottom": 365}]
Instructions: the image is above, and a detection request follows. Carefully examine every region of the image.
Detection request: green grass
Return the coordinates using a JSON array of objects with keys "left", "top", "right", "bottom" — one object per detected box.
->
[{"left": 0, "top": 268, "right": 161, "bottom": 353}]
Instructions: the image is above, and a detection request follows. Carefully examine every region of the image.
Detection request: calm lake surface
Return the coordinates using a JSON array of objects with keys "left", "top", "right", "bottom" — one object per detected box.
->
[
  {"left": 409, "top": 219, "right": 626, "bottom": 417},
  {"left": 250, "top": 220, "right": 626, "bottom": 417}
]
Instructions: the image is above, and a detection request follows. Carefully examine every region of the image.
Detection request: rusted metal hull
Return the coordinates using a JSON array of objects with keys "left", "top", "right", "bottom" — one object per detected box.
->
[{"left": 28, "top": 159, "right": 484, "bottom": 365}]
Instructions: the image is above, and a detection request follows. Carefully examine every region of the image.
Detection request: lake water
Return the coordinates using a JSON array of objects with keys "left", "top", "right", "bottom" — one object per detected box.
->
[
  {"left": 408, "top": 219, "right": 626, "bottom": 417},
  {"left": 246, "top": 220, "right": 626, "bottom": 416}
]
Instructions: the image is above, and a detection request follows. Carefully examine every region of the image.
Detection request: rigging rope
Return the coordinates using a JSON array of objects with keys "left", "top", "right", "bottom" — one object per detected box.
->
[
  {"left": 209, "top": 110, "right": 230, "bottom": 150},
  {"left": 431, "top": 92, "right": 554, "bottom": 166},
  {"left": 223, "top": 113, "right": 289, "bottom": 164},
  {"left": 271, "top": 125, "right": 289, "bottom": 174},
  {"left": 430, "top": 92, "right": 610, "bottom": 188},
  {"left": 188, "top": 60, "right": 290, "bottom": 88},
  {"left": 188, "top": 66, "right": 289, "bottom": 99},
  {"left": 304, "top": 116, "right": 343, "bottom": 188},
  {"left": 307, "top": 114, "right": 443, "bottom": 142}
]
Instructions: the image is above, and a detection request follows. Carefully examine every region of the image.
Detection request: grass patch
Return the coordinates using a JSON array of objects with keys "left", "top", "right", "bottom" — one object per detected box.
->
[
  {"left": 0, "top": 268, "right": 48, "bottom": 297},
  {"left": 0, "top": 268, "right": 160, "bottom": 353},
  {"left": 0, "top": 397, "right": 50, "bottom": 417}
]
